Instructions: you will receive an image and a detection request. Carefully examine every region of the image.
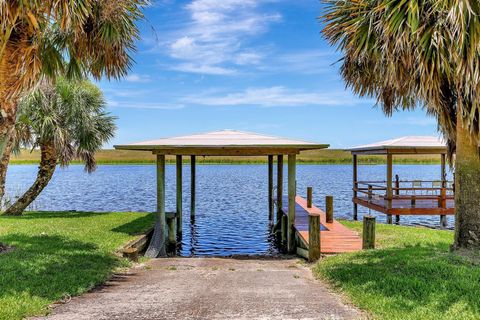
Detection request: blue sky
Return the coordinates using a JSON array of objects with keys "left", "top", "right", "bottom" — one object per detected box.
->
[{"left": 98, "top": 0, "right": 438, "bottom": 148}]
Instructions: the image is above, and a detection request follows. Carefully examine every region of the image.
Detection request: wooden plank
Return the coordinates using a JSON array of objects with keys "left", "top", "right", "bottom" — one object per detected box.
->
[{"left": 287, "top": 196, "right": 362, "bottom": 254}]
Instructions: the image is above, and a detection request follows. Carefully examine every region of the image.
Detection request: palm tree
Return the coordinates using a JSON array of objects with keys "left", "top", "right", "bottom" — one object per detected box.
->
[
  {"left": 2, "top": 78, "right": 115, "bottom": 216},
  {"left": 322, "top": 0, "right": 480, "bottom": 251},
  {"left": 0, "top": 1, "right": 144, "bottom": 159}
]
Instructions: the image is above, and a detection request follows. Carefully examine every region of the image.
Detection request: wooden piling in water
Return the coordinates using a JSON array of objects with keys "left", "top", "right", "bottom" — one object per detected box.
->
[
  {"left": 281, "top": 214, "right": 288, "bottom": 244},
  {"left": 167, "top": 216, "right": 176, "bottom": 245},
  {"left": 176, "top": 155, "right": 183, "bottom": 237},
  {"left": 307, "top": 187, "right": 313, "bottom": 208},
  {"left": 326, "top": 195, "right": 333, "bottom": 223},
  {"left": 276, "top": 155, "right": 283, "bottom": 223},
  {"left": 362, "top": 215, "right": 376, "bottom": 249},
  {"left": 190, "top": 155, "right": 196, "bottom": 221},
  {"left": 287, "top": 154, "right": 296, "bottom": 253},
  {"left": 308, "top": 214, "right": 321, "bottom": 262},
  {"left": 353, "top": 154, "right": 358, "bottom": 220},
  {"left": 268, "top": 155, "right": 274, "bottom": 221},
  {"left": 386, "top": 154, "right": 393, "bottom": 225}
]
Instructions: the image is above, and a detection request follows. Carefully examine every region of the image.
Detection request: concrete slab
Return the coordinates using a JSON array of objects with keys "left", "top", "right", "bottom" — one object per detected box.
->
[{"left": 35, "top": 258, "right": 364, "bottom": 320}]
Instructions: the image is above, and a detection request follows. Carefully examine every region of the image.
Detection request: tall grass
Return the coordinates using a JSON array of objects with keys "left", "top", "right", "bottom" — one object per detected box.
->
[{"left": 10, "top": 149, "right": 443, "bottom": 165}]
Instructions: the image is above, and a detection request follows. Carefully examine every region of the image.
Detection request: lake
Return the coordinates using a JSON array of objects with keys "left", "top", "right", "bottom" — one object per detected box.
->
[{"left": 5, "top": 164, "right": 453, "bottom": 256}]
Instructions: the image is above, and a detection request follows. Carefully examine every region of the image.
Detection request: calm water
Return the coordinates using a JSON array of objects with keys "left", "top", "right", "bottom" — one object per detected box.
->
[{"left": 5, "top": 164, "right": 453, "bottom": 256}]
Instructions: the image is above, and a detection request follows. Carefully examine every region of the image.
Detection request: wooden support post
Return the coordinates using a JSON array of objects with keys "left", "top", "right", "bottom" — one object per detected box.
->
[
  {"left": 440, "top": 153, "right": 447, "bottom": 228},
  {"left": 395, "top": 174, "right": 400, "bottom": 224},
  {"left": 362, "top": 215, "right": 376, "bottom": 249},
  {"left": 281, "top": 214, "right": 288, "bottom": 244},
  {"left": 307, "top": 187, "right": 313, "bottom": 208},
  {"left": 386, "top": 154, "right": 393, "bottom": 224},
  {"left": 167, "top": 216, "right": 176, "bottom": 245},
  {"left": 190, "top": 155, "right": 196, "bottom": 221},
  {"left": 176, "top": 155, "right": 183, "bottom": 237},
  {"left": 287, "top": 154, "right": 296, "bottom": 253},
  {"left": 326, "top": 196, "right": 334, "bottom": 223},
  {"left": 145, "top": 154, "right": 167, "bottom": 258},
  {"left": 353, "top": 154, "right": 358, "bottom": 220},
  {"left": 308, "top": 214, "right": 321, "bottom": 262},
  {"left": 440, "top": 214, "right": 447, "bottom": 228},
  {"left": 276, "top": 155, "right": 283, "bottom": 223},
  {"left": 268, "top": 155, "right": 274, "bottom": 221}
]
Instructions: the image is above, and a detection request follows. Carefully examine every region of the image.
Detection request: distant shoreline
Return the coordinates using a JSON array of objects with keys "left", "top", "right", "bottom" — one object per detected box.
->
[{"left": 10, "top": 148, "right": 443, "bottom": 166}]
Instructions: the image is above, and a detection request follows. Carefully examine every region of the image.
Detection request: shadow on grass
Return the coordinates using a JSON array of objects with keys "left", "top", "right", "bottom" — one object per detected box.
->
[
  {"left": 315, "top": 243, "right": 480, "bottom": 317},
  {"left": 111, "top": 213, "right": 155, "bottom": 236},
  {"left": 0, "top": 233, "right": 123, "bottom": 315},
  {"left": 2, "top": 211, "right": 115, "bottom": 219}
]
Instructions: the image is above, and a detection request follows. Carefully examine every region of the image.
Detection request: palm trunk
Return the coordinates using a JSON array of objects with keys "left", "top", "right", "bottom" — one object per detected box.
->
[
  {"left": 3, "top": 142, "right": 57, "bottom": 216},
  {"left": 453, "top": 111, "right": 480, "bottom": 250},
  {"left": 0, "top": 44, "right": 20, "bottom": 161},
  {"left": 0, "top": 132, "right": 14, "bottom": 201}
]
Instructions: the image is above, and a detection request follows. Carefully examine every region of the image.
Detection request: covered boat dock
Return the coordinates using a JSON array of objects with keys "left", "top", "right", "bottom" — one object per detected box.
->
[
  {"left": 115, "top": 129, "right": 333, "bottom": 257},
  {"left": 349, "top": 136, "right": 454, "bottom": 226}
]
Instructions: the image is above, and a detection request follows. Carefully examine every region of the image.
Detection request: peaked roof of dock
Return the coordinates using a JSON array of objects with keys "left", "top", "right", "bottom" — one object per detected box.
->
[
  {"left": 348, "top": 136, "right": 447, "bottom": 155},
  {"left": 114, "top": 129, "right": 329, "bottom": 156}
]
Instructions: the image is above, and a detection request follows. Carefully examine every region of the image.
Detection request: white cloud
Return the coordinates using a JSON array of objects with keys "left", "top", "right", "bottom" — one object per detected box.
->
[
  {"left": 172, "top": 63, "right": 236, "bottom": 75},
  {"left": 260, "top": 50, "right": 340, "bottom": 75},
  {"left": 124, "top": 74, "right": 152, "bottom": 83},
  {"left": 107, "top": 100, "right": 185, "bottom": 110},
  {"left": 183, "top": 86, "right": 368, "bottom": 107},
  {"left": 164, "top": 0, "right": 281, "bottom": 75}
]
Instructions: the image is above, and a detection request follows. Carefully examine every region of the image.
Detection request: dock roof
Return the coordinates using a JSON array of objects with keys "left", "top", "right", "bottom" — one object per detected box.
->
[
  {"left": 114, "top": 129, "right": 329, "bottom": 156},
  {"left": 348, "top": 136, "right": 447, "bottom": 155}
]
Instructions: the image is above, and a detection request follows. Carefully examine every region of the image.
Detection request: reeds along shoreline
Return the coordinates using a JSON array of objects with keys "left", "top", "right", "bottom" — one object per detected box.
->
[{"left": 10, "top": 149, "right": 444, "bottom": 165}]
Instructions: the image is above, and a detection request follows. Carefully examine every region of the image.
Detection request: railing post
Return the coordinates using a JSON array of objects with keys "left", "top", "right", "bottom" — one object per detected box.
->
[
  {"left": 326, "top": 195, "right": 334, "bottom": 223},
  {"left": 307, "top": 187, "right": 313, "bottom": 208},
  {"left": 362, "top": 215, "right": 376, "bottom": 249},
  {"left": 308, "top": 214, "right": 321, "bottom": 262},
  {"left": 368, "top": 185, "right": 373, "bottom": 200}
]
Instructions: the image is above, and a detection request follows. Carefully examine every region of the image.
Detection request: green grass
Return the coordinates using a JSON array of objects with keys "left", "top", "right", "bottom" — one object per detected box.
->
[
  {"left": 314, "top": 222, "right": 480, "bottom": 320},
  {"left": 10, "top": 149, "right": 443, "bottom": 165},
  {"left": 0, "top": 211, "right": 154, "bottom": 320}
]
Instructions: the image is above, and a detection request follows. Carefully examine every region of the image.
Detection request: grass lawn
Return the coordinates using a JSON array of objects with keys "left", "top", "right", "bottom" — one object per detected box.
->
[
  {"left": 0, "top": 211, "right": 154, "bottom": 320},
  {"left": 314, "top": 222, "right": 480, "bottom": 320}
]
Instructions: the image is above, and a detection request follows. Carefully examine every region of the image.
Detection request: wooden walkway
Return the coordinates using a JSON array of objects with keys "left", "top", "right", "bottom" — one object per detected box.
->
[{"left": 281, "top": 196, "right": 362, "bottom": 254}]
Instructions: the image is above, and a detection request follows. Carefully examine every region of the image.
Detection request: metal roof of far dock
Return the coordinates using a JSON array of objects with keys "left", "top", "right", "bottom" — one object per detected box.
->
[
  {"left": 114, "top": 129, "right": 329, "bottom": 155},
  {"left": 348, "top": 136, "right": 447, "bottom": 155}
]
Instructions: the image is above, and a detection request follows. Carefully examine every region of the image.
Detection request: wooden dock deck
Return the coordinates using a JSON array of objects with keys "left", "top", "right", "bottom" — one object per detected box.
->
[
  {"left": 281, "top": 196, "right": 362, "bottom": 254},
  {"left": 354, "top": 196, "right": 454, "bottom": 215}
]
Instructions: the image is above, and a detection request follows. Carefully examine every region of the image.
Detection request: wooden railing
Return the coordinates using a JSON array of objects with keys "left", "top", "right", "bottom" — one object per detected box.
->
[{"left": 354, "top": 180, "right": 454, "bottom": 208}]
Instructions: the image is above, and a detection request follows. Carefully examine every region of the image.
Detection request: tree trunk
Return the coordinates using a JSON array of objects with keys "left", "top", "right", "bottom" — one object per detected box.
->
[
  {"left": 3, "top": 142, "right": 57, "bottom": 216},
  {"left": 0, "top": 132, "right": 14, "bottom": 201},
  {"left": 453, "top": 111, "right": 480, "bottom": 250},
  {"left": 0, "top": 44, "right": 20, "bottom": 161}
]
